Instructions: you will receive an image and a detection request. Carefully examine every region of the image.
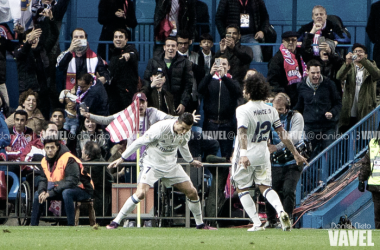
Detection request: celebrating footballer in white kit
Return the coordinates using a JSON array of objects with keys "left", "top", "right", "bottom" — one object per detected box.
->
[
  {"left": 106, "top": 112, "right": 216, "bottom": 230},
  {"left": 232, "top": 73, "right": 308, "bottom": 232}
]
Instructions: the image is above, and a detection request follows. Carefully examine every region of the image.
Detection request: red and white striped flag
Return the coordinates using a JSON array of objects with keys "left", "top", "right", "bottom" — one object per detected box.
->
[{"left": 106, "top": 99, "right": 140, "bottom": 143}]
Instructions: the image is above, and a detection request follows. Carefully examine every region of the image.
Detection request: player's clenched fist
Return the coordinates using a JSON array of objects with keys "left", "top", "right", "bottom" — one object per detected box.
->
[
  {"left": 108, "top": 158, "right": 124, "bottom": 169},
  {"left": 239, "top": 156, "right": 250, "bottom": 169}
]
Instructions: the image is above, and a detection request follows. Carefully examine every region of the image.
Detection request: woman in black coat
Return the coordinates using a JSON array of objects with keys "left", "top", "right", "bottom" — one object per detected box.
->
[{"left": 97, "top": 0, "right": 137, "bottom": 60}]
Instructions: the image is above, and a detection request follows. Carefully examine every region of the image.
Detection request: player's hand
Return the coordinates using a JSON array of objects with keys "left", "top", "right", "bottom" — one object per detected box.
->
[
  {"left": 108, "top": 157, "right": 124, "bottom": 169},
  {"left": 294, "top": 153, "right": 309, "bottom": 167},
  {"left": 239, "top": 156, "right": 250, "bottom": 169},
  {"left": 176, "top": 104, "right": 185, "bottom": 115},
  {"left": 191, "top": 160, "right": 203, "bottom": 168},
  {"left": 192, "top": 110, "right": 200, "bottom": 123}
]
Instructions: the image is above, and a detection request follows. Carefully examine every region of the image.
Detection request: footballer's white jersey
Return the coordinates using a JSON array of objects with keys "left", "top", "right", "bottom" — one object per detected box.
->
[
  {"left": 121, "top": 119, "right": 193, "bottom": 172},
  {"left": 232, "top": 100, "right": 282, "bottom": 167}
]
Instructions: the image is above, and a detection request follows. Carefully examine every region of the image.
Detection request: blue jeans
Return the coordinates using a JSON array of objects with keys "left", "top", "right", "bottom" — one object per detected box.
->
[
  {"left": 63, "top": 117, "right": 79, "bottom": 135},
  {"left": 31, "top": 187, "right": 91, "bottom": 226},
  {"left": 240, "top": 34, "right": 263, "bottom": 62}
]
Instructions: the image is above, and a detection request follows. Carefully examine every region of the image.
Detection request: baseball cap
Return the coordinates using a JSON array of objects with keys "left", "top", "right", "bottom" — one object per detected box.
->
[{"left": 133, "top": 92, "right": 147, "bottom": 102}]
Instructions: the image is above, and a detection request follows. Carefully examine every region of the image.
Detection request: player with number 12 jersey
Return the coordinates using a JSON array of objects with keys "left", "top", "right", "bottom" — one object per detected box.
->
[{"left": 232, "top": 101, "right": 282, "bottom": 169}]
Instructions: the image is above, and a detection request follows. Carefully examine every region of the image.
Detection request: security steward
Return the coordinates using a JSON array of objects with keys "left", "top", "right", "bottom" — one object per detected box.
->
[
  {"left": 31, "top": 137, "right": 94, "bottom": 226},
  {"left": 358, "top": 138, "right": 380, "bottom": 229}
]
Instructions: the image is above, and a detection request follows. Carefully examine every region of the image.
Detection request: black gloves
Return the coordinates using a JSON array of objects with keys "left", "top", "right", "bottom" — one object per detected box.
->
[{"left": 358, "top": 181, "right": 365, "bottom": 192}]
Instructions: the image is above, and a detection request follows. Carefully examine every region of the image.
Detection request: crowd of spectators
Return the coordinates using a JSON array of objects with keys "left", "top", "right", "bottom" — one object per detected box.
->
[{"left": 0, "top": 1, "right": 379, "bottom": 226}]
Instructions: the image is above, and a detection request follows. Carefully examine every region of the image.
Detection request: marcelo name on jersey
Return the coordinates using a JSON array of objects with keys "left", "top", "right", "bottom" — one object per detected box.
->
[{"left": 253, "top": 108, "right": 272, "bottom": 116}]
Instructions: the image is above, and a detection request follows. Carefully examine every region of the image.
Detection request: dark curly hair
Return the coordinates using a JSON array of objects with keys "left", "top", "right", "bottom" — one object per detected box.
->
[
  {"left": 19, "top": 89, "right": 38, "bottom": 108},
  {"left": 243, "top": 72, "right": 271, "bottom": 101}
]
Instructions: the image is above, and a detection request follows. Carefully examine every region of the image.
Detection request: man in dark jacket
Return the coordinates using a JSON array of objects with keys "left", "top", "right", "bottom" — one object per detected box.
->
[
  {"left": 154, "top": 0, "right": 196, "bottom": 41},
  {"left": 198, "top": 56, "right": 241, "bottom": 159},
  {"left": 143, "top": 37, "right": 193, "bottom": 115},
  {"left": 267, "top": 31, "right": 312, "bottom": 108},
  {"left": 56, "top": 28, "right": 110, "bottom": 91},
  {"left": 366, "top": 1, "right": 380, "bottom": 69},
  {"left": 77, "top": 73, "right": 109, "bottom": 118},
  {"left": 214, "top": 24, "right": 253, "bottom": 85},
  {"left": 215, "top": 0, "right": 270, "bottom": 62},
  {"left": 81, "top": 141, "right": 113, "bottom": 216},
  {"left": 107, "top": 29, "right": 139, "bottom": 114},
  {"left": 0, "top": 24, "right": 16, "bottom": 106},
  {"left": 297, "top": 5, "right": 350, "bottom": 49},
  {"left": 294, "top": 60, "right": 342, "bottom": 159},
  {"left": 15, "top": 19, "right": 59, "bottom": 119},
  {"left": 30, "top": 138, "right": 94, "bottom": 226},
  {"left": 97, "top": 0, "right": 137, "bottom": 60}
]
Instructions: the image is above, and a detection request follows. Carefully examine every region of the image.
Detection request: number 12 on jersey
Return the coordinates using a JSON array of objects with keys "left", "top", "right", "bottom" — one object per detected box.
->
[{"left": 251, "top": 121, "right": 271, "bottom": 143}]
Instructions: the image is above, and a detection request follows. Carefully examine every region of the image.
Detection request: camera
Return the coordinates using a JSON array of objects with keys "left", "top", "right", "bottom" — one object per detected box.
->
[
  {"left": 157, "top": 68, "right": 163, "bottom": 78},
  {"left": 226, "top": 34, "right": 232, "bottom": 38},
  {"left": 352, "top": 54, "right": 358, "bottom": 60},
  {"left": 215, "top": 58, "right": 221, "bottom": 67}
]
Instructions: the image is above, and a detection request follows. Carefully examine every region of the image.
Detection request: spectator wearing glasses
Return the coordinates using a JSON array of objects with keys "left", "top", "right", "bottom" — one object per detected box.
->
[
  {"left": 337, "top": 43, "right": 380, "bottom": 133},
  {"left": 267, "top": 31, "right": 312, "bottom": 108}
]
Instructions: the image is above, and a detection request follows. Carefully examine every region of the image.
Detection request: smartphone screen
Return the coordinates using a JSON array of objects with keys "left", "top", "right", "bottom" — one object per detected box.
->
[{"left": 215, "top": 58, "right": 220, "bottom": 66}]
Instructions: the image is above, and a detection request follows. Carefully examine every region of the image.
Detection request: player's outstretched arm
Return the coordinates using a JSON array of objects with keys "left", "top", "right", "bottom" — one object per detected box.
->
[
  {"left": 238, "top": 127, "right": 251, "bottom": 168},
  {"left": 108, "top": 158, "right": 124, "bottom": 169},
  {"left": 275, "top": 126, "right": 309, "bottom": 166}
]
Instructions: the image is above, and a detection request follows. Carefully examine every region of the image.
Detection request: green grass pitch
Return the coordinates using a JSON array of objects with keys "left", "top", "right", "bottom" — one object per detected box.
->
[{"left": 0, "top": 227, "right": 379, "bottom": 250}]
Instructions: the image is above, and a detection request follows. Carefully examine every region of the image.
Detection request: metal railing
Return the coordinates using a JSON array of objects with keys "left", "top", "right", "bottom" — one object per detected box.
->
[
  {"left": 296, "top": 105, "right": 380, "bottom": 205},
  {"left": 1, "top": 161, "right": 260, "bottom": 227}
]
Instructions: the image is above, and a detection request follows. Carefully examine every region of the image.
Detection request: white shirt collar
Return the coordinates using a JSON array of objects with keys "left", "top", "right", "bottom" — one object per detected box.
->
[
  {"left": 178, "top": 51, "right": 189, "bottom": 57},
  {"left": 202, "top": 50, "right": 211, "bottom": 57}
]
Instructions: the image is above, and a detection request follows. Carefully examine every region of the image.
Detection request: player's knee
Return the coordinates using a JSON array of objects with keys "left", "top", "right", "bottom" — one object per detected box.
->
[
  {"left": 186, "top": 187, "right": 198, "bottom": 200},
  {"left": 236, "top": 187, "right": 249, "bottom": 193},
  {"left": 135, "top": 190, "right": 145, "bottom": 200}
]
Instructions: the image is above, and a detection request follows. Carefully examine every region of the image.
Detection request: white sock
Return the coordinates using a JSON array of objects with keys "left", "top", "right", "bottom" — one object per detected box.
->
[
  {"left": 113, "top": 194, "right": 141, "bottom": 224},
  {"left": 263, "top": 188, "right": 284, "bottom": 217},
  {"left": 186, "top": 198, "right": 203, "bottom": 225},
  {"left": 239, "top": 191, "right": 261, "bottom": 225}
]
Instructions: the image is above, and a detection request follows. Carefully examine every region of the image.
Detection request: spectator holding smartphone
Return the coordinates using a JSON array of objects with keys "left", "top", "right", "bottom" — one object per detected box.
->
[
  {"left": 198, "top": 55, "right": 241, "bottom": 160},
  {"left": 214, "top": 24, "right": 253, "bottom": 86}
]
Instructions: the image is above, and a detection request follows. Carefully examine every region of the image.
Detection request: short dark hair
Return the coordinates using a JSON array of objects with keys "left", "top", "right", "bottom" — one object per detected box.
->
[
  {"left": 84, "top": 141, "right": 102, "bottom": 160},
  {"left": 51, "top": 108, "right": 65, "bottom": 119},
  {"left": 177, "top": 30, "right": 190, "bottom": 40},
  {"left": 352, "top": 43, "right": 367, "bottom": 54},
  {"left": 71, "top": 28, "right": 88, "bottom": 39},
  {"left": 306, "top": 59, "right": 322, "bottom": 70},
  {"left": 178, "top": 112, "right": 194, "bottom": 126},
  {"left": 41, "top": 120, "right": 58, "bottom": 132},
  {"left": 244, "top": 73, "right": 271, "bottom": 101},
  {"left": 165, "top": 36, "right": 177, "bottom": 45},
  {"left": 43, "top": 136, "right": 61, "bottom": 147},
  {"left": 78, "top": 73, "right": 94, "bottom": 85},
  {"left": 200, "top": 33, "right": 213, "bottom": 42},
  {"left": 226, "top": 24, "right": 240, "bottom": 35},
  {"left": 14, "top": 109, "right": 28, "bottom": 121},
  {"left": 114, "top": 28, "right": 129, "bottom": 40},
  {"left": 19, "top": 89, "right": 38, "bottom": 108}
]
